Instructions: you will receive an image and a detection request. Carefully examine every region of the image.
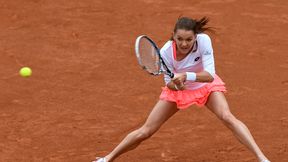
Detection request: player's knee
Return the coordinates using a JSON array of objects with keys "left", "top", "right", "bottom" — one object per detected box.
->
[
  {"left": 136, "top": 127, "right": 155, "bottom": 140},
  {"left": 220, "top": 111, "right": 236, "bottom": 125}
]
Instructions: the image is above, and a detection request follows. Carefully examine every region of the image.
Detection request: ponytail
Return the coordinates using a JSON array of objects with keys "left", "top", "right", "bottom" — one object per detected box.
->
[{"left": 194, "top": 17, "right": 211, "bottom": 33}]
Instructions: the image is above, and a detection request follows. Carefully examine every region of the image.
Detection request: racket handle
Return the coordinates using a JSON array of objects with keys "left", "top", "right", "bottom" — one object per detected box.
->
[{"left": 169, "top": 73, "right": 174, "bottom": 78}]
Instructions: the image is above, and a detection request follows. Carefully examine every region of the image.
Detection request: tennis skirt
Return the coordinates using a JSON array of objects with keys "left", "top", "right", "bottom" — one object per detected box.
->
[{"left": 159, "top": 74, "right": 226, "bottom": 109}]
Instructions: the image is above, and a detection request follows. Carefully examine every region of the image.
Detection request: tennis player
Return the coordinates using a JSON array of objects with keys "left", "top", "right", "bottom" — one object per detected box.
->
[{"left": 94, "top": 17, "right": 270, "bottom": 162}]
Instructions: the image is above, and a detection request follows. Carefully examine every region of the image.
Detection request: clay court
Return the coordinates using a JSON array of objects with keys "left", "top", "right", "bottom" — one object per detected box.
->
[{"left": 0, "top": 0, "right": 287, "bottom": 161}]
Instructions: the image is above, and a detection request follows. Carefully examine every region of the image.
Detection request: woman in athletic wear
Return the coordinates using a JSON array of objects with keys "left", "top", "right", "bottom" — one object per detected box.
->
[{"left": 94, "top": 17, "right": 270, "bottom": 162}]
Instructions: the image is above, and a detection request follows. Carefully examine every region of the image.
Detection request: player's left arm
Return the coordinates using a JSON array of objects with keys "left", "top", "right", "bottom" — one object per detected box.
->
[
  {"left": 199, "top": 34, "right": 215, "bottom": 82},
  {"left": 172, "top": 71, "right": 213, "bottom": 84}
]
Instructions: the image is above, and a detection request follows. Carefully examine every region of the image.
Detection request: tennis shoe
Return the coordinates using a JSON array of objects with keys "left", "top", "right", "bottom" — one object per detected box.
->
[
  {"left": 93, "top": 157, "right": 106, "bottom": 162},
  {"left": 261, "top": 160, "right": 270, "bottom": 162}
]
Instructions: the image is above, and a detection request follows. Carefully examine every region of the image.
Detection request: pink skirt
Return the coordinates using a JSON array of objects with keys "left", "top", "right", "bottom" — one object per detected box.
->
[{"left": 159, "top": 75, "right": 226, "bottom": 109}]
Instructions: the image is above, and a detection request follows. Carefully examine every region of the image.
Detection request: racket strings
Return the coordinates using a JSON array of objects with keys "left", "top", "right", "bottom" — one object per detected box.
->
[{"left": 138, "top": 38, "right": 160, "bottom": 74}]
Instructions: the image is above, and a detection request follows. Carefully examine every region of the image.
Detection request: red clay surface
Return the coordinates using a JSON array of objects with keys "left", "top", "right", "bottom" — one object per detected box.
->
[{"left": 0, "top": 0, "right": 287, "bottom": 161}]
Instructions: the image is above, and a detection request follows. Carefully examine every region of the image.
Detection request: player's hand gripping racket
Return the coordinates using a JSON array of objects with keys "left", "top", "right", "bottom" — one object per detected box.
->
[{"left": 135, "top": 35, "right": 174, "bottom": 78}]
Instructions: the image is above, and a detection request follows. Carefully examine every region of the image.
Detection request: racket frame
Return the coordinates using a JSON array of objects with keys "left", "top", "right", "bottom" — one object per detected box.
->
[{"left": 135, "top": 35, "right": 174, "bottom": 78}]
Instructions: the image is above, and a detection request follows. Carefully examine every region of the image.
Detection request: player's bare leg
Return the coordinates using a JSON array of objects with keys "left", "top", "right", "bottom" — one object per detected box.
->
[
  {"left": 95, "top": 100, "right": 178, "bottom": 162},
  {"left": 205, "top": 92, "right": 270, "bottom": 162}
]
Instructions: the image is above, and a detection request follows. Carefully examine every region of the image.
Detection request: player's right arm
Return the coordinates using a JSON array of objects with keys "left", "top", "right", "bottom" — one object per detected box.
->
[{"left": 160, "top": 43, "right": 184, "bottom": 91}]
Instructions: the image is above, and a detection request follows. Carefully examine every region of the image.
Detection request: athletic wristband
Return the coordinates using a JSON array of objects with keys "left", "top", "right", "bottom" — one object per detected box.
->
[{"left": 186, "top": 72, "right": 197, "bottom": 81}]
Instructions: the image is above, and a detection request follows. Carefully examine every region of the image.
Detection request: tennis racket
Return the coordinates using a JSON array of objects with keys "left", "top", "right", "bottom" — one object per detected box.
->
[{"left": 134, "top": 35, "right": 174, "bottom": 78}]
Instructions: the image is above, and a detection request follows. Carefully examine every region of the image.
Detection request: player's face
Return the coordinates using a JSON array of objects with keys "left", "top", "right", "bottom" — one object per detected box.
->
[{"left": 173, "top": 29, "right": 196, "bottom": 55}]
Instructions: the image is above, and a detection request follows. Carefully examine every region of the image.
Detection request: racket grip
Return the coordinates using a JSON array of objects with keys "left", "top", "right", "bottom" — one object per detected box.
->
[{"left": 169, "top": 73, "right": 174, "bottom": 78}]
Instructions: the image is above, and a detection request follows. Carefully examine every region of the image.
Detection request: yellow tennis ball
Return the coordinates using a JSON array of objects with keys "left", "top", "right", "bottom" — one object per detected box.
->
[{"left": 19, "top": 67, "right": 32, "bottom": 77}]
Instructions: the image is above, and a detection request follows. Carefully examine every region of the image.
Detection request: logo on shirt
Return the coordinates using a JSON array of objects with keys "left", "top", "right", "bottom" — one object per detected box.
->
[{"left": 194, "top": 57, "right": 200, "bottom": 62}]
